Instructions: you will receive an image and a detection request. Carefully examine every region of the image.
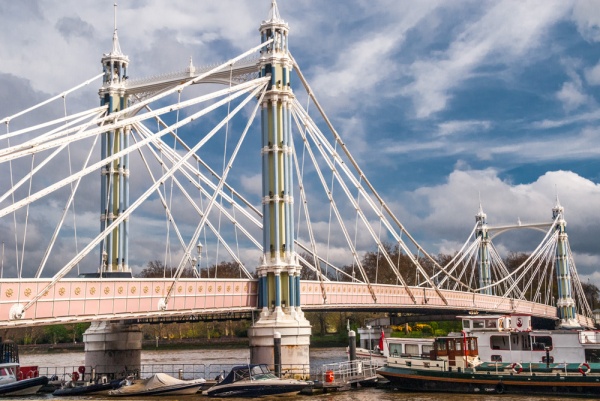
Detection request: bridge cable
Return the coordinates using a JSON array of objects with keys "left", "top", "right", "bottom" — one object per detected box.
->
[
  {"left": 290, "top": 108, "right": 379, "bottom": 302},
  {"left": 35, "top": 111, "right": 107, "bottom": 278},
  {"left": 292, "top": 57, "right": 449, "bottom": 304},
  {"left": 16, "top": 82, "right": 266, "bottom": 316},
  {"left": 132, "top": 121, "right": 251, "bottom": 273},
  {"left": 160, "top": 83, "right": 267, "bottom": 308}
]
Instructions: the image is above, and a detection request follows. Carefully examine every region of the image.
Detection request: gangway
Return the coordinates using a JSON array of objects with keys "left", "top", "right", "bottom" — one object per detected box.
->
[{"left": 313, "top": 360, "right": 380, "bottom": 391}]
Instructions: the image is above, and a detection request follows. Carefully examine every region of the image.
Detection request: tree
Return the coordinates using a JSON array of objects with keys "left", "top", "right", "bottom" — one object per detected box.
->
[
  {"left": 582, "top": 281, "right": 600, "bottom": 310},
  {"left": 138, "top": 260, "right": 195, "bottom": 278}
]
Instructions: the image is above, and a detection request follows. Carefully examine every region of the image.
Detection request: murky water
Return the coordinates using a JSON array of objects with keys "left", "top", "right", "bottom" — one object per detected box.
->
[{"left": 12, "top": 348, "right": 576, "bottom": 401}]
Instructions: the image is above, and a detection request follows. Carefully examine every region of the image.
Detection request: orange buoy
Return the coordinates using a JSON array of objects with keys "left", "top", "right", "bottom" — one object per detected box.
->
[{"left": 325, "top": 370, "right": 334, "bottom": 383}]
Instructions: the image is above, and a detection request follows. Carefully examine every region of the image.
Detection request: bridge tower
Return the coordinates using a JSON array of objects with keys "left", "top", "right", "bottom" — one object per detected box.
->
[
  {"left": 552, "top": 198, "right": 579, "bottom": 328},
  {"left": 83, "top": 5, "right": 142, "bottom": 377},
  {"left": 98, "top": 5, "right": 130, "bottom": 275},
  {"left": 475, "top": 204, "right": 492, "bottom": 295},
  {"left": 248, "top": 0, "right": 312, "bottom": 376}
]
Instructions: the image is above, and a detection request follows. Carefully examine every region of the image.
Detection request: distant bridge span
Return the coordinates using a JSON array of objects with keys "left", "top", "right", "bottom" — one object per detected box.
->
[{"left": 0, "top": 278, "right": 592, "bottom": 329}]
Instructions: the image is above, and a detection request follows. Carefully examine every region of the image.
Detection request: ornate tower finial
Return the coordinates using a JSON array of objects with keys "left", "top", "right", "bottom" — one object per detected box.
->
[
  {"left": 110, "top": 2, "right": 123, "bottom": 56},
  {"left": 267, "top": 0, "right": 283, "bottom": 23}
]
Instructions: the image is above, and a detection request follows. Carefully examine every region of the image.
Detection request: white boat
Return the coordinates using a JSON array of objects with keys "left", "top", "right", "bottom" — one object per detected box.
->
[
  {"left": 107, "top": 373, "right": 205, "bottom": 396},
  {"left": 0, "top": 362, "right": 48, "bottom": 396},
  {"left": 355, "top": 313, "right": 600, "bottom": 366},
  {"left": 458, "top": 313, "right": 600, "bottom": 364}
]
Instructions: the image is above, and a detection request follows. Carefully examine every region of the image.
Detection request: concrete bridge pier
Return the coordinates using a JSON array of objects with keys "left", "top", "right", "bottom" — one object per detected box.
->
[
  {"left": 83, "top": 321, "right": 142, "bottom": 378},
  {"left": 248, "top": 314, "right": 311, "bottom": 378}
]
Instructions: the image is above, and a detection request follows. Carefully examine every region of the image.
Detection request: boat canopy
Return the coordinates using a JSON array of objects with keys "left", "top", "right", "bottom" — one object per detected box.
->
[{"left": 220, "top": 364, "right": 275, "bottom": 384}]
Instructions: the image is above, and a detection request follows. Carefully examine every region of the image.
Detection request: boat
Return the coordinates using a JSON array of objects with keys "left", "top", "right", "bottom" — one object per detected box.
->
[
  {"left": 0, "top": 340, "right": 48, "bottom": 396},
  {"left": 458, "top": 313, "right": 600, "bottom": 364},
  {"left": 107, "top": 373, "right": 205, "bottom": 396},
  {"left": 204, "top": 364, "right": 311, "bottom": 397},
  {"left": 53, "top": 375, "right": 123, "bottom": 396},
  {"left": 356, "top": 313, "right": 600, "bottom": 366},
  {"left": 377, "top": 333, "right": 600, "bottom": 396},
  {"left": 0, "top": 362, "right": 49, "bottom": 396}
]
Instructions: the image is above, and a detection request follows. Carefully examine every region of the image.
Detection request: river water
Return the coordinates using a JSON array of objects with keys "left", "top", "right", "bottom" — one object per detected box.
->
[{"left": 13, "top": 348, "right": 569, "bottom": 401}]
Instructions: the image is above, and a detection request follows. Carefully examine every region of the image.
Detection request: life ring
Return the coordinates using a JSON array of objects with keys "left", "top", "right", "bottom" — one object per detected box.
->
[
  {"left": 78, "top": 366, "right": 86, "bottom": 374},
  {"left": 578, "top": 363, "right": 591, "bottom": 375},
  {"left": 510, "top": 363, "right": 523, "bottom": 374},
  {"left": 71, "top": 371, "right": 79, "bottom": 381},
  {"left": 496, "top": 382, "right": 505, "bottom": 394}
]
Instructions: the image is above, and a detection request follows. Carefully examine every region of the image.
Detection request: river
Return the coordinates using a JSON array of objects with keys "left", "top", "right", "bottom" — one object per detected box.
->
[{"left": 14, "top": 347, "right": 568, "bottom": 401}]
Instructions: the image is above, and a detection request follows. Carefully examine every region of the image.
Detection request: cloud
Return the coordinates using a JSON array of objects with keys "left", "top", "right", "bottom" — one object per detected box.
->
[
  {"left": 436, "top": 120, "right": 491, "bottom": 137},
  {"left": 402, "top": 1, "right": 572, "bottom": 118},
  {"left": 556, "top": 81, "right": 590, "bottom": 111},
  {"left": 585, "top": 62, "right": 600, "bottom": 85},
  {"left": 571, "top": 0, "right": 600, "bottom": 42},
  {"left": 397, "top": 168, "right": 600, "bottom": 277}
]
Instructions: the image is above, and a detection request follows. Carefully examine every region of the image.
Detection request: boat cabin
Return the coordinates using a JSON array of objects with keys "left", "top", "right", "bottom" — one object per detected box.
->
[{"left": 386, "top": 335, "right": 481, "bottom": 371}]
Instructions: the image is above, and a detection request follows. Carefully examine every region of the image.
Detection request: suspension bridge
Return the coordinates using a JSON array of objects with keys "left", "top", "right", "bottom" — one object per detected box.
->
[{"left": 0, "top": 0, "right": 594, "bottom": 373}]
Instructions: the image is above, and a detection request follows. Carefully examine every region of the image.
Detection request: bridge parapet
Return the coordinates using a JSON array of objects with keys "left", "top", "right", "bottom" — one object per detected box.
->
[
  {"left": 0, "top": 278, "right": 257, "bottom": 327},
  {"left": 300, "top": 281, "right": 559, "bottom": 321}
]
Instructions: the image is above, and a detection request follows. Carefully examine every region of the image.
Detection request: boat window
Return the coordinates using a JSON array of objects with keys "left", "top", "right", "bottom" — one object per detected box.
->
[
  {"left": 251, "top": 366, "right": 264, "bottom": 376},
  {"left": 467, "top": 338, "right": 477, "bottom": 351},
  {"left": 0, "top": 368, "right": 7, "bottom": 376},
  {"left": 485, "top": 319, "right": 497, "bottom": 328},
  {"left": 491, "top": 355, "right": 502, "bottom": 362},
  {"left": 389, "top": 343, "right": 402, "bottom": 356},
  {"left": 455, "top": 341, "right": 462, "bottom": 351},
  {"left": 490, "top": 335, "right": 510, "bottom": 350},
  {"left": 422, "top": 345, "right": 433, "bottom": 355},
  {"left": 532, "top": 336, "right": 552, "bottom": 351},
  {"left": 436, "top": 340, "right": 447, "bottom": 351},
  {"left": 462, "top": 320, "right": 470, "bottom": 329},
  {"left": 405, "top": 344, "right": 418, "bottom": 356},
  {"left": 448, "top": 340, "right": 455, "bottom": 351},
  {"left": 472, "top": 320, "right": 485, "bottom": 329}
]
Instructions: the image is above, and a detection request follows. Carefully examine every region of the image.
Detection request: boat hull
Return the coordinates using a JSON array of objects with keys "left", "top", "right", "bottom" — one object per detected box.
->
[
  {"left": 53, "top": 380, "right": 122, "bottom": 396},
  {"left": 378, "top": 365, "right": 600, "bottom": 396},
  {"left": 0, "top": 376, "right": 49, "bottom": 396},
  {"left": 109, "top": 382, "right": 203, "bottom": 396},
  {"left": 206, "top": 381, "right": 309, "bottom": 397}
]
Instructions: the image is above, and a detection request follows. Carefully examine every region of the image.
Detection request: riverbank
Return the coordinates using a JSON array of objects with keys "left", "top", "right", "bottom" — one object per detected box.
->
[{"left": 18, "top": 334, "right": 347, "bottom": 354}]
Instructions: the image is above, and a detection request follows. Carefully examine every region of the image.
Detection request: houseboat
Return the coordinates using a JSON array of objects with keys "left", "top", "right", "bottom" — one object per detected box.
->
[{"left": 377, "top": 333, "right": 600, "bottom": 396}]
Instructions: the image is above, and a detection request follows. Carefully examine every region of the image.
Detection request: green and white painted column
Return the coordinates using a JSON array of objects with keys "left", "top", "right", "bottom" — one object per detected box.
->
[
  {"left": 552, "top": 198, "right": 579, "bottom": 328},
  {"left": 98, "top": 11, "right": 130, "bottom": 274},
  {"left": 248, "top": 0, "right": 311, "bottom": 378},
  {"left": 85, "top": 8, "right": 141, "bottom": 375},
  {"left": 475, "top": 205, "right": 492, "bottom": 295}
]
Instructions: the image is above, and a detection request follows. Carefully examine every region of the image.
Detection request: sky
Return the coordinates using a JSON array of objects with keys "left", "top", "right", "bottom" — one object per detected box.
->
[{"left": 0, "top": 1, "right": 599, "bottom": 288}]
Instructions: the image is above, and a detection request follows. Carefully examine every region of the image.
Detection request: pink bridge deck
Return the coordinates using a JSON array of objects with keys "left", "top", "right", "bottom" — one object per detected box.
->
[{"left": 0, "top": 279, "right": 591, "bottom": 328}]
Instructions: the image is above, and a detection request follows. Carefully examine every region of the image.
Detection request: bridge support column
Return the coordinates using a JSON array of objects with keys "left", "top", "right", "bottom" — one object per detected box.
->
[
  {"left": 250, "top": 1, "right": 312, "bottom": 379},
  {"left": 248, "top": 314, "right": 311, "bottom": 379},
  {"left": 83, "top": 321, "right": 142, "bottom": 378}
]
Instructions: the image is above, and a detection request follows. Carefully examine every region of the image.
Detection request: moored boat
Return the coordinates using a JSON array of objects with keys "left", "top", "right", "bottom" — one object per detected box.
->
[
  {"left": 204, "top": 364, "right": 311, "bottom": 397},
  {"left": 377, "top": 333, "right": 600, "bottom": 396},
  {"left": 107, "top": 373, "right": 205, "bottom": 396},
  {"left": 53, "top": 375, "right": 123, "bottom": 396}
]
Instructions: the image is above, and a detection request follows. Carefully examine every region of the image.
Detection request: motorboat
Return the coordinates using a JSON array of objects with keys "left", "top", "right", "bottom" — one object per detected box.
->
[
  {"left": 53, "top": 375, "right": 123, "bottom": 396},
  {"left": 108, "top": 373, "right": 205, "bottom": 396},
  {"left": 0, "top": 340, "right": 48, "bottom": 396},
  {"left": 204, "top": 364, "right": 311, "bottom": 397},
  {"left": 0, "top": 362, "right": 48, "bottom": 396},
  {"left": 377, "top": 333, "right": 600, "bottom": 396}
]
